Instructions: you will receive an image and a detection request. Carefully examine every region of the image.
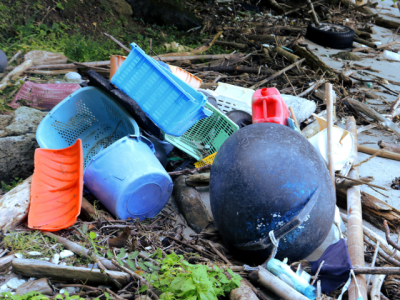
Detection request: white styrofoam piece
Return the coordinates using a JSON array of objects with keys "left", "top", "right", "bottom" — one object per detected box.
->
[{"left": 281, "top": 94, "right": 317, "bottom": 123}]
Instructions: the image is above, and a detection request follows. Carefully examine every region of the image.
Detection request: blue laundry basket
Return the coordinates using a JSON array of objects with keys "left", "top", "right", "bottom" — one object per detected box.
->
[
  {"left": 111, "top": 43, "right": 212, "bottom": 137},
  {"left": 84, "top": 135, "right": 173, "bottom": 220},
  {"left": 36, "top": 87, "right": 140, "bottom": 168}
]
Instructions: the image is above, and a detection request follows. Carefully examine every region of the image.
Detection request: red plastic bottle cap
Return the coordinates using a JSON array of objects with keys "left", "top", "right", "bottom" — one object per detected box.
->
[{"left": 261, "top": 88, "right": 268, "bottom": 96}]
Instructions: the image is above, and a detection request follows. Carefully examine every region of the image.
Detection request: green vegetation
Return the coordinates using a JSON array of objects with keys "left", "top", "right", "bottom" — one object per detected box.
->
[
  {"left": 0, "top": 0, "right": 227, "bottom": 63},
  {"left": 0, "top": 291, "right": 112, "bottom": 299},
  {"left": 1, "top": 177, "right": 23, "bottom": 192},
  {"left": 146, "top": 252, "right": 241, "bottom": 300}
]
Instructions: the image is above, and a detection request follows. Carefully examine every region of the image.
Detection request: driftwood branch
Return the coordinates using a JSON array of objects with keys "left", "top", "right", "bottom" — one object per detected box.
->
[
  {"left": 12, "top": 259, "right": 130, "bottom": 286},
  {"left": 250, "top": 58, "right": 305, "bottom": 89},
  {"left": 384, "top": 220, "right": 400, "bottom": 251}
]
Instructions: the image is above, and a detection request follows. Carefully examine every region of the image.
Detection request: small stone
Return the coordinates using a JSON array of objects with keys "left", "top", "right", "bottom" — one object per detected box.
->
[
  {"left": 59, "top": 262, "right": 67, "bottom": 266},
  {"left": 14, "top": 253, "right": 23, "bottom": 259},
  {"left": 7, "top": 278, "right": 26, "bottom": 289},
  {"left": 39, "top": 258, "right": 50, "bottom": 261},
  {"left": 27, "top": 251, "right": 42, "bottom": 256},
  {"left": 60, "top": 287, "right": 79, "bottom": 294},
  {"left": 0, "top": 284, "right": 11, "bottom": 292},
  {"left": 51, "top": 254, "right": 60, "bottom": 265},
  {"left": 60, "top": 250, "right": 74, "bottom": 258}
]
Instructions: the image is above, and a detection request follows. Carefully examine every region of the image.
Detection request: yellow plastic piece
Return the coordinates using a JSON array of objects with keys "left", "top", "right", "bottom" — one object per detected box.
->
[{"left": 194, "top": 152, "right": 217, "bottom": 168}]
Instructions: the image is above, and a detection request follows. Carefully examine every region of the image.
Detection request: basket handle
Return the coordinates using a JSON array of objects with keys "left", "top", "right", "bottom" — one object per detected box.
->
[{"left": 128, "top": 134, "right": 156, "bottom": 154}]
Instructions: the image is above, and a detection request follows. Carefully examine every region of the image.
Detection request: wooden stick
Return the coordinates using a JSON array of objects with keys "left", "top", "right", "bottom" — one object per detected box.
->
[
  {"left": 346, "top": 98, "right": 400, "bottom": 139},
  {"left": 358, "top": 145, "right": 400, "bottom": 162},
  {"left": 305, "top": 0, "right": 320, "bottom": 26},
  {"left": 276, "top": 47, "right": 300, "bottom": 63},
  {"left": 0, "top": 255, "right": 14, "bottom": 272},
  {"left": 25, "top": 69, "right": 77, "bottom": 75},
  {"left": 42, "top": 232, "right": 119, "bottom": 271},
  {"left": 0, "top": 60, "right": 33, "bottom": 91},
  {"left": 384, "top": 220, "right": 400, "bottom": 251},
  {"left": 354, "top": 267, "right": 400, "bottom": 275},
  {"left": 370, "top": 275, "right": 385, "bottom": 300},
  {"left": 335, "top": 174, "right": 387, "bottom": 190},
  {"left": 326, "top": 83, "right": 335, "bottom": 186},
  {"left": 378, "top": 140, "right": 400, "bottom": 154},
  {"left": 167, "top": 236, "right": 215, "bottom": 259},
  {"left": 346, "top": 116, "right": 368, "bottom": 300},
  {"left": 154, "top": 54, "right": 235, "bottom": 62},
  {"left": 257, "top": 267, "right": 309, "bottom": 300},
  {"left": 8, "top": 51, "right": 22, "bottom": 65},
  {"left": 293, "top": 45, "right": 337, "bottom": 78},
  {"left": 6, "top": 61, "right": 111, "bottom": 71},
  {"left": 103, "top": 32, "right": 131, "bottom": 53},
  {"left": 12, "top": 259, "right": 130, "bottom": 286},
  {"left": 289, "top": 107, "right": 301, "bottom": 132},
  {"left": 354, "top": 36, "right": 377, "bottom": 49},
  {"left": 250, "top": 58, "right": 305, "bottom": 89},
  {"left": 297, "top": 79, "right": 324, "bottom": 97},
  {"left": 366, "top": 241, "right": 380, "bottom": 286},
  {"left": 208, "top": 241, "right": 231, "bottom": 265},
  {"left": 201, "top": 39, "right": 246, "bottom": 49}
]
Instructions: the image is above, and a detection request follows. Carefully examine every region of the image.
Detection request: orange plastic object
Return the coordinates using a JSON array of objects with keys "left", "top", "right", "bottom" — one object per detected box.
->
[
  {"left": 28, "top": 139, "right": 83, "bottom": 231},
  {"left": 168, "top": 65, "right": 202, "bottom": 90},
  {"left": 110, "top": 55, "right": 126, "bottom": 79}
]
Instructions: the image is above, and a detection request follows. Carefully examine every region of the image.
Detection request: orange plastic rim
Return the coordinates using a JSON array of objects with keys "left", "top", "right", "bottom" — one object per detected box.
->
[
  {"left": 28, "top": 139, "right": 83, "bottom": 231},
  {"left": 110, "top": 55, "right": 126, "bottom": 79}
]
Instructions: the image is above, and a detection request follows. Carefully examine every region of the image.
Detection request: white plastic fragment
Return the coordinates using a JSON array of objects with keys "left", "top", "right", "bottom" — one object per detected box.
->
[
  {"left": 382, "top": 50, "right": 400, "bottom": 62},
  {"left": 7, "top": 278, "right": 26, "bottom": 289},
  {"left": 0, "top": 284, "right": 11, "bottom": 292},
  {"left": 27, "top": 251, "right": 42, "bottom": 256},
  {"left": 60, "top": 287, "right": 79, "bottom": 294},
  {"left": 51, "top": 254, "right": 60, "bottom": 265},
  {"left": 64, "top": 72, "right": 82, "bottom": 83},
  {"left": 60, "top": 250, "right": 74, "bottom": 258},
  {"left": 14, "top": 253, "right": 24, "bottom": 259}
]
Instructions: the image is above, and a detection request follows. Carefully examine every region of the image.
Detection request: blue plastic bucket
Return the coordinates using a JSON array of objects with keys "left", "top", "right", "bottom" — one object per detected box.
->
[{"left": 83, "top": 135, "right": 173, "bottom": 220}]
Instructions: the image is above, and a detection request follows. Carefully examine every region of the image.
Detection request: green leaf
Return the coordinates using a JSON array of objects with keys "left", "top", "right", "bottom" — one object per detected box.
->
[
  {"left": 117, "top": 248, "right": 126, "bottom": 258},
  {"left": 89, "top": 231, "right": 97, "bottom": 240},
  {"left": 104, "top": 291, "right": 112, "bottom": 299},
  {"left": 127, "top": 260, "right": 137, "bottom": 271},
  {"left": 107, "top": 250, "right": 113, "bottom": 259},
  {"left": 128, "top": 251, "right": 139, "bottom": 260},
  {"left": 82, "top": 223, "right": 87, "bottom": 233},
  {"left": 117, "top": 258, "right": 124, "bottom": 266},
  {"left": 138, "top": 261, "right": 149, "bottom": 272},
  {"left": 138, "top": 285, "right": 148, "bottom": 293}
]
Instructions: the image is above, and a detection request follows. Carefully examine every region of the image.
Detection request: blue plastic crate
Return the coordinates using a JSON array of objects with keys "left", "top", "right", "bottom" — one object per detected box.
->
[
  {"left": 36, "top": 86, "right": 140, "bottom": 168},
  {"left": 111, "top": 43, "right": 212, "bottom": 137}
]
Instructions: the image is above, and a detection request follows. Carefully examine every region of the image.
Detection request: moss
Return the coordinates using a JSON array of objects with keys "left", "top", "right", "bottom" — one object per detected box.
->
[{"left": 331, "top": 51, "right": 362, "bottom": 61}]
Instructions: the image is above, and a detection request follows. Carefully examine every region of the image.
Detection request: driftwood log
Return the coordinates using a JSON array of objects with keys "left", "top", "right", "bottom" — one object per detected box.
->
[
  {"left": 229, "top": 280, "right": 259, "bottom": 300},
  {"left": 358, "top": 145, "right": 400, "bottom": 162},
  {"left": 0, "top": 176, "right": 32, "bottom": 231},
  {"left": 378, "top": 140, "right": 400, "bottom": 154},
  {"left": 12, "top": 259, "right": 130, "bottom": 286},
  {"left": 0, "top": 254, "right": 15, "bottom": 272},
  {"left": 185, "top": 173, "right": 210, "bottom": 187},
  {"left": 293, "top": 45, "right": 337, "bottom": 78},
  {"left": 337, "top": 189, "right": 400, "bottom": 230}
]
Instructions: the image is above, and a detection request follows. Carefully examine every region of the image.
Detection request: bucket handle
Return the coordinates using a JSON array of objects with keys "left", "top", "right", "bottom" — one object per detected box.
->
[{"left": 128, "top": 134, "right": 156, "bottom": 154}]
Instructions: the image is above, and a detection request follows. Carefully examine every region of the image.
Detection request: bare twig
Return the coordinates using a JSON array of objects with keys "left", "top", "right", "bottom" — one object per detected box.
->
[
  {"left": 103, "top": 32, "right": 131, "bottom": 53},
  {"left": 384, "top": 220, "right": 400, "bottom": 251}
]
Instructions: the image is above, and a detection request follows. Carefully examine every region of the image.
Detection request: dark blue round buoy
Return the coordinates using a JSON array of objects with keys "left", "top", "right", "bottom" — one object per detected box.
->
[
  {"left": 0, "top": 50, "right": 7, "bottom": 73},
  {"left": 210, "top": 123, "right": 335, "bottom": 263}
]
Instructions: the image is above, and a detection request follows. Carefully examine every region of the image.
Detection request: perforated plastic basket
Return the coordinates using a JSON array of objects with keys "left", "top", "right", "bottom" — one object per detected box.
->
[
  {"left": 111, "top": 43, "right": 211, "bottom": 137},
  {"left": 165, "top": 102, "right": 239, "bottom": 160},
  {"left": 10, "top": 81, "right": 80, "bottom": 110},
  {"left": 199, "top": 89, "right": 252, "bottom": 114},
  {"left": 36, "top": 87, "right": 139, "bottom": 168}
]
